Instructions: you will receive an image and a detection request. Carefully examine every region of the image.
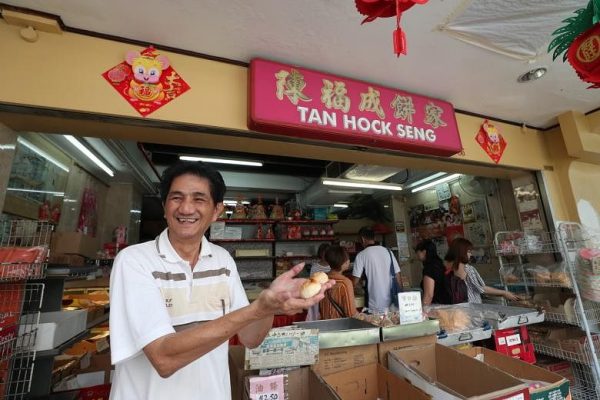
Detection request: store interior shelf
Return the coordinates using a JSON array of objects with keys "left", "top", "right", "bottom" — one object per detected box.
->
[
  {"left": 234, "top": 256, "right": 276, "bottom": 260},
  {"left": 503, "top": 278, "right": 572, "bottom": 289},
  {"left": 64, "top": 276, "right": 110, "bottom": 289},
  {"left": 36, "top": 329, "right": 90, "bottom": 358},
  {"left": 278, "top": 237, "right": 335, "bottom": 242},
  {"left": 570, "top": 385, "right": 600, "bottom": 400},
  {"left": 217, "top": 219, "right": 277, "bottom": 224},
  {"left": 276, "top": 220, "right": 337, "bottom": 225},
  {"left": 275, "top": 255, "right": 316, "bottom": 260},
  {"left": 45, "top": 265, "right": 100, "bottom": 279},
  {"left": 212, "top": 239, "right": 275, "bottom": 243},
  {"left": 86, "top": 312, "right": 109, "bottom": 329},
  {"left": 545, "top": 305, "right": 600, "bottom": 327},
  {"left": 533, "top": 341, "right": 598, "bottom": 366}
]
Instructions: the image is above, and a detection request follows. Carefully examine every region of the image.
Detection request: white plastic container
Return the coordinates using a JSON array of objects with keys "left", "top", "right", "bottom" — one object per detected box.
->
[{"left": 20, "top": 310, "right": 87, "bottom": 351}]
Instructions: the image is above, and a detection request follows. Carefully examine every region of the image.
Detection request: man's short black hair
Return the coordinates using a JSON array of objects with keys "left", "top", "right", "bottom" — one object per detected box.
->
[
  {"left": 159, "top": 161, "right": 226, "bottom": 204},
  {"left": 358, "top": 226, "right": 375, "bottom": 240}
]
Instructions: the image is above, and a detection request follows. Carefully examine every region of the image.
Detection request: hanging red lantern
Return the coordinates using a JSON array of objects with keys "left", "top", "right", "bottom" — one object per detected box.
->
[
  {"left": 355, "top": 0, "right": 429, "bottom": 56},
  {"left": 567, "top": 23, "right": 600, "bottom": 87}
]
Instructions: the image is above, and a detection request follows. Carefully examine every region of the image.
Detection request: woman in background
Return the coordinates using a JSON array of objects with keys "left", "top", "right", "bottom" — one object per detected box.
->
[
  {"left": 416, "top": 239, "right": 450, "bottom": 305},
  {"left": 320, "top": 245, "right": 356, "bottom": 319},
  {"left": 306, "top": 243, "right": 331, "bottom": 320},
  {"left": 446, "top": 238, "right": 519, "bottom": 304}
]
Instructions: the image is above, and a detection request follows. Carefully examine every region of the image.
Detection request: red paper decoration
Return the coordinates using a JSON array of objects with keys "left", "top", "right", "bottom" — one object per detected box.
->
[
  {"left": 102, "top": 46, "right": 190, "bottom": 117},
  {"left": 567, "top": 23, "right": 600, "bottom": 88},
  {"left": 475, "top": 120, "right": 506, "bottom": 164},
  {"left": 355, "top": 0, "right": 429, "bottom": 56}
]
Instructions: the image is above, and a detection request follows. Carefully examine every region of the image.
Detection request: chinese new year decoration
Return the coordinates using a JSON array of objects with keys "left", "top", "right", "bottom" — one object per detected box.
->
[
  {"left": 355, "top": 0, "right": 429, "bottom": 56},
  {"left": 475, "top": 120, "right": 506, "bottom": 164},
  {"left": 548, "top": 0, "right": 600, "bottom": 88},
  {"left": 102, "top": 46, "right": 190, "bottom": 116}
]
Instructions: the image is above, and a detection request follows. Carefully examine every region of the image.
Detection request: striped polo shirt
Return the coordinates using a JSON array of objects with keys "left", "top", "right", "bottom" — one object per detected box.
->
[{"left": 110, "top": 228, "right": 249, "bottom": 400}]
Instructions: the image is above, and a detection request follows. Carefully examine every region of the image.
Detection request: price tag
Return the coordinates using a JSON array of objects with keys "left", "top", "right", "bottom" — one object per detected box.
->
[
  {"left": 257, "top": 394, "right": 279, "bottom": 400},
  {"left": 398, "top": 291, "right": 423, "bottom": 324}
]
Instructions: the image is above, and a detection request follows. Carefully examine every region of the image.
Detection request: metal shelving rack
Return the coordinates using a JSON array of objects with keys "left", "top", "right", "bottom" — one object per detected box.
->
[
  {"left": 0, "top": 220, "right": 52, "bottom": 400},
  {"left": 495, "top": 226, "right": 600, "bottom": 399}
]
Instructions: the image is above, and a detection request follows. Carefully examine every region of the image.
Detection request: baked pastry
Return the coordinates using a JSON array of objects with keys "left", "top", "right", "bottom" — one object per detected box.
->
[
  {"left": 300, "top": 280, "right": 321, "bottom": 299},
  {"left": 310, "top": 271, "right": 329, "bottom": 284}
]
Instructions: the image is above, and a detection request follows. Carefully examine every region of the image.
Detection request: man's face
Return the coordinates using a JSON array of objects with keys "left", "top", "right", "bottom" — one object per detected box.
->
[{"left": 163, "top": 173, "right": 223, "bottom": 244}]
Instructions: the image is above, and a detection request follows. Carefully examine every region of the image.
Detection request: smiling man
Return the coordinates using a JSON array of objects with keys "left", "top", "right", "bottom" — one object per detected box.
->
[{"left": 109, "top": 161, "right": 333, "bottom": 400}]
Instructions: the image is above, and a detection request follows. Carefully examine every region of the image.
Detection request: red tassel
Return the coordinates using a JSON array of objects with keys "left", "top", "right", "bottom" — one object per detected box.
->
[{"left": 393, "top": 28, "right": 406, "bottom": 56}]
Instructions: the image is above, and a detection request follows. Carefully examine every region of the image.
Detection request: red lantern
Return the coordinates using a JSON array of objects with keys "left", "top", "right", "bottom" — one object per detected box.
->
[
  {"left": 567, "top": 23, "right": 600, "bottom": 87},
  {"left": 355, "top": 0, "right": 429, "bottom": 56}
]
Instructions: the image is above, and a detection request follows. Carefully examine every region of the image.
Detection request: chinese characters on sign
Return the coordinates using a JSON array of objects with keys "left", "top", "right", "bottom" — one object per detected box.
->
[
  {"left": 250, "top": 59, "right": 462, "bottom": 157},
  {"left": 102, "top": 46, "right": 190, "bottom": 117}
]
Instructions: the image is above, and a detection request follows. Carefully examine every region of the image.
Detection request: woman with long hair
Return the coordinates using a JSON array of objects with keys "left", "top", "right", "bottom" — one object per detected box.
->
[
  {"left": 416, "top": 240, "right": 450, "bottom": 305},
  {"left": 446, "top": 238, "right": 519, "bottom": 304}
]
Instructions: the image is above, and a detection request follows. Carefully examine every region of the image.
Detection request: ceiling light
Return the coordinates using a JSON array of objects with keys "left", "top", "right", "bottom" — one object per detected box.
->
[
  {"left": 333, "top": 204, "right": 349, "bottom": 208},
  {"left": 518, "top": 67, "right": 547, "bottom": 83},
  {"left": 179, "top": 156, "right": 262, "bottom": 167},
  {"left": 0, "top": 144, "right": 16, "bottom": 151},
  {"left": 225, "top": 210, "right": 233, "bottom": 215},
  {"left": 411, "top": 173, "right": 462, "bottom": 193},
  {"left": 327, "top": 189, "right": 363, "bottom": 194},
  {"left": 223, "top": 200, "right": 250, "bottom": 206},
  {"left": 322, "top": 178, "right": 403, "bottom": 191},
  {"left": 17, "top": 137, "right": 70, "bottom": 172},
  {"left": 8, "top": 188, "right": 64, "bottom": 196},
  {"left": 64, "top": 135, "right": 114, "bottom": 177},
  {"left": 407, "top": 172, "right": 447, "bottom": 188}
]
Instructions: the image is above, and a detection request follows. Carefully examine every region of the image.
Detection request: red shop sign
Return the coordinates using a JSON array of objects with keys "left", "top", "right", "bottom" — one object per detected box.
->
[{"left": 248, "top": 59, "right": 462, "bottom": 157}]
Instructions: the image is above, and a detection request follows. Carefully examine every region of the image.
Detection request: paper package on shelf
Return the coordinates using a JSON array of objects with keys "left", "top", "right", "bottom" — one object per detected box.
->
[
  {"left": 575, "top": 248, "right": 600, "bottom": 302},
  {"left": 425, "top": 304, "right": 485, "bottom": 334}
]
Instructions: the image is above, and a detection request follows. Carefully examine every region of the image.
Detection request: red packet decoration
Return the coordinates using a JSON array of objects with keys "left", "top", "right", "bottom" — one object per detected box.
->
[
  {"left": 475, "top": 120, "right": 506, "bottom": 164},
  {"left": 102, "top": 46, "right": 190, "bottom": 117}
]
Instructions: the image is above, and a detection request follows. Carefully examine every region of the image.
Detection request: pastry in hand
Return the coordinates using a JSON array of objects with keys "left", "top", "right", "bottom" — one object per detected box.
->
[{"left": 300, "top": 280, "right": 322, "bottom": 299}]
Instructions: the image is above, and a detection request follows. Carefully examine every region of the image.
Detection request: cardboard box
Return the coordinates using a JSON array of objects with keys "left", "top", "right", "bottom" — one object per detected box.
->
[
  {"left": 312, "top": 343, "right": 379, "bottom": 375},
  {"left": 459, "top": 348, "right": 570, "bottom": 400},
  {"left": 244, "top": 328, "right": 319, "bottom": 369},
  {"left": 388, "top": 343, "right": 529, "bottom": 400},
  {"left": 51, "top": 232, "right": 100, "bottom": 259},
  {"left": 229, "top": 346, "right": 338, "bottom": 400},
  {"left": 49, "top": 253, "right": 86, "bottom": 266},
  {"left": 378, "top": 334, "right": 437, "bottom": 368},
  {"left": 321, "top": 362, "right": 431, "bottom": 400}
]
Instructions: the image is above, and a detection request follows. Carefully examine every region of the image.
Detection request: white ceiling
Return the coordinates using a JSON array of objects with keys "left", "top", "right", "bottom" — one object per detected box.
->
[{"left": 3, "top": 0, "right": 598, "bottom": 129}]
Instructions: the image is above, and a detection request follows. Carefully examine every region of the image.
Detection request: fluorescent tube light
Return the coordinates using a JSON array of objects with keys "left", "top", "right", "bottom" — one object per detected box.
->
[
  {"left": 17, "top": 137, "right": 70, "bottom": 172},
  {"left": 8, "top": 188, "right": 64, "bottom": 196},
  {"left": 333, "top": 203, "right": 349, "bottom": 208},
  {"left": 322, "top": 178, "right": 403, "bottom": 191},
  {"left": 0, "top": 144, "right": 16, "bottom": 151},
  {"left": 179, "top": 156, "right": 262, "bottom": 167},
  {"left": 327, "top": 189, "right": 363, "bottom": 194},
  {"left": 225, "top": 210, "right": 233, "bottom": 215},
  {"left": 407, "top": 172, "right": 447, "bottom": 188},
  {"left": 411, "top": 173, "right": 462, "bottom": 193},
  {"left": 64, "top": 135, "right": 114, "bottom": 177},
  {"left": 223, "top": 200, "right": 250, "bottom": 206}
]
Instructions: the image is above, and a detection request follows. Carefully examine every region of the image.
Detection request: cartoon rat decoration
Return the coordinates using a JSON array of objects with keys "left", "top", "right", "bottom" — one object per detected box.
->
[{"left": 125, "top": 50, "right": 170, "bottom": 102}]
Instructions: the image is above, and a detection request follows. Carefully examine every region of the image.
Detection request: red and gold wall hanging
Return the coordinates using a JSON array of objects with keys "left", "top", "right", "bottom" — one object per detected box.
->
[
  {"left": 355, "top": 0, "right": 429, "bottom": 56},
  {"left": 548, "top": 0, "right": 600, "bottom": 88},
  {"left": 102, "top": 46, "right": 190, "bottom": 117},
  {"left": 475, "top": 120, "right": 506, "bottom": 164}
]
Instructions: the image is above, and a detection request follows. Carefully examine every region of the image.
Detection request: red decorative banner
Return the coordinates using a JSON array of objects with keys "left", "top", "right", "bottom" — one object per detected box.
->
[
  {"left": 475, "top": 120, "right": 506, "bottom": 164},
  {"left": 567, "top": 23, "right": 600, "bottom": 88},
  {"left": 249, "top": 58, "right": 462, "bottom": 157},
  {"left": 102, "top": 47, "right": 190, "bottom": 117}
]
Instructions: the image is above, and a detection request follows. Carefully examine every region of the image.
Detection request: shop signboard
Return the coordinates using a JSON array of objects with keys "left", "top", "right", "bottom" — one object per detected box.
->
[{"left": 249, "top": 58, "right": 462, "bottom": 157}]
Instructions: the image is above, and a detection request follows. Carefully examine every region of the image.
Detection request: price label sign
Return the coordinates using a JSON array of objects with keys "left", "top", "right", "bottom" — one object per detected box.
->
[
  {"left": 257, "top": 394, "right": 279, "bottom": 400},
  {"left": 398, "top": 291, "right": 423, "bottom": 325}
]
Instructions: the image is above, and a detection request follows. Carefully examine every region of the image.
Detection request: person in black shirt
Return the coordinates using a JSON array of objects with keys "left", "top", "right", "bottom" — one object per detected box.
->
[{"left": 416, "top": 240, "right": 451, "bottom": 305}]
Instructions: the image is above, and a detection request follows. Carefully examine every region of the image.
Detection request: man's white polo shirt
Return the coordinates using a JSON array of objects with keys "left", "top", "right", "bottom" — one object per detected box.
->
[{"left": 109, "top": 229, "right": 249, "bottom": 400}]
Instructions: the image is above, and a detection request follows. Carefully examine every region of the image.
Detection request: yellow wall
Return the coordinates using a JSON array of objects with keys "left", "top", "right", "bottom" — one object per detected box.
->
[{"left": 1, "top": 18, "right": 598, "bottom": 225}]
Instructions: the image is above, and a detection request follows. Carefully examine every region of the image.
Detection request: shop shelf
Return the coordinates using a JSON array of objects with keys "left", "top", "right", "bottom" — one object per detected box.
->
[
  {"left": 533, "top": 341, "right": 598, "bottom": 366},
  {"left": 277, "top": 237, "right": 335, "bottom": 242},
  {"left": 211, "top": 239, "right": 275, "bottom": 243},
  {"left": 276, "top": 220, "right": 337, "bottom": 225},
  {"left": 217, "top": 219, "right": 277, "bottom": 224},
  {"left": 545, "top": 303, "right": 600, "bottom": 327}
]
